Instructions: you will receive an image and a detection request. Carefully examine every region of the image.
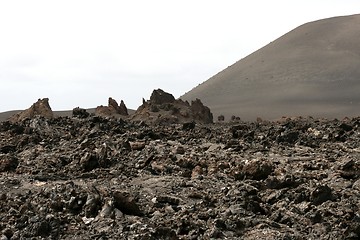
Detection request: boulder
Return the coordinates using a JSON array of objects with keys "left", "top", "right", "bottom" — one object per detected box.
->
[
  {"left": 218, "top": 115, "right": 225, "bottom": 122},
  {"left": 0, "top": 155, "right": 18, "bottom": 172},
  {"left": 310, "top": 185, "right": 334, "bottom": 205},
  {"left": 150, "top": 89, "right": 175, "bottom": 105},
  {"left": 9, "top": 98, "right": 53, "bottom": 122},
  {"left": 235, "top": 159, "right": 274, "bottom": 180},
  {"left": 72, "top": 107, "right": 90, "bottom": 118},
  {"left": 113, "top": 191, "right": 143, "bottom": 216}
]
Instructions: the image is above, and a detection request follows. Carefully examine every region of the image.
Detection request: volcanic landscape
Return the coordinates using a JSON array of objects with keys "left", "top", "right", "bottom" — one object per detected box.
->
[
  {"left": 0, "top": 88, "right": 360, "bottom": 239},
  {"left": 1, "top": 14, "right": 360, "bottom": 240}
]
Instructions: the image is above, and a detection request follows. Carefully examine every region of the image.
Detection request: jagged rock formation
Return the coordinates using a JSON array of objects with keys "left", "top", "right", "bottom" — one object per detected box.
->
[
  {"left": 190, "top": 98, "right": 213, "bottom": 124},
  {"left": 95, "top": 98, "right": 128, "bottom": 117},
  {"left": 9, "top": 98, "right": 53, "bottom": 122},
  {"left": 150, "top": 89, "right": 175, "bottom": 104},
  {"left": 132, "top": 89, "right": 213, "bottom": 124}
]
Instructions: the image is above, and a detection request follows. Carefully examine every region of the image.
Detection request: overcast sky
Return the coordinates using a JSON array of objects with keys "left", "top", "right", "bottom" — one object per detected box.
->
[{"left": 1, "top": 0, "right": 359, "bottom": 112}]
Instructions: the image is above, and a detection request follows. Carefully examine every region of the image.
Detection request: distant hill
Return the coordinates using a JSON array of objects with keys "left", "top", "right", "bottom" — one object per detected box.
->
[
  {"left": 0, "top": 108, "right": 136, "bottom": 122},
  {"left": 0, "top": 110, "right": 22, "bottom": 122},
  {"left": 0, "top": 109, "right": 84, "bottom": 122},
  {"left": 0, "top": 109, "right": 87, "bottom": 122},
  {"left": 181, "top": 14, "right": 360, "bottom": 120}
]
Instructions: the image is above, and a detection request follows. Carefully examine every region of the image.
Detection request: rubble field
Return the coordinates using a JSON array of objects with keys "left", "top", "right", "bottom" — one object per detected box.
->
[{"left": 1, "top": 115, "right": 360, "bottom": 239}]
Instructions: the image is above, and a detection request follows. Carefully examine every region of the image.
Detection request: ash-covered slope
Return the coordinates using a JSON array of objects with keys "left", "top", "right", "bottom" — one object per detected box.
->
[{"left": 181, "top": 14, "right": 360, "bottom": 120}]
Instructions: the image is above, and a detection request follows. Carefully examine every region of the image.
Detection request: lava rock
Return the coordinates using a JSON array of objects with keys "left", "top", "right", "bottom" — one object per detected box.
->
[
  {"left": 241, "top": 160, "right": 274, "bottom": 180},
  {"left": 0, "top": 115, "right": 359, "bottom": 239},
  {"left": 0, "top": 154, "right": 18, "bottom": 172},
  {"left": 72, "top": 107, "right": 90, "bottom": 118},
  {"left": 182, "top": 121, "right": 195, "bottom": 130},
  {"left": 190, "top": 98, "right": 213, "bottom": 124},
  {"left": 150, "top": 89, "right": 176, "bottom": 105},
  {"left": 113, "top": 191, "right": 143, "bottom": 216},
  {"left": 310, "top": 185, "right": 333, "bottom": 205}
]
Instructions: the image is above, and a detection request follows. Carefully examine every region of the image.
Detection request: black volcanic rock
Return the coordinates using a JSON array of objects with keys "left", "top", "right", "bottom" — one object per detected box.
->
[
  {"left": 150, "top": 89, "right": 175, "bottom": 105},
  {"left": 0, "top": 154, "right": 18, "bottom": 172},
  {"left": 190, "top": 98, "right": 213, "bottom": 124},
  {"left": 113, "top": 191, "right": 143, "bottom": 216},
  {"left": 0, "top": 116, "right": 360, "bottom": 238},
  {"left": 72, "top": 107, "right": 90, "bottom": 118}
]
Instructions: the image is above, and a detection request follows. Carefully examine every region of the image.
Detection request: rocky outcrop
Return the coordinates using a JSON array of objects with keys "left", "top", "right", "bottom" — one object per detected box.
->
[
  {"left": 150, "top": 89, "right": 175, "bottom": 104},
  {"left": 118, "top": 100, "right": 128, "bottom": 115},
  {"left": 95, "top": 98, "right": 128, "bottom": 117},
  {"left": 190, "top": 98, "right": 213, "bottom": 124},
  {"left": 132, "top": 89, "right": 213, "bottom": 124},
  {"left": 9, "top": 98, "right": 53, "bottom": 122}
]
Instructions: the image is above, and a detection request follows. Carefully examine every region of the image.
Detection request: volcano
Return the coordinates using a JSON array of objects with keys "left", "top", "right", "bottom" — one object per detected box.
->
[{"left": 181, "top": 14, "right": 360, "bottom": 120}]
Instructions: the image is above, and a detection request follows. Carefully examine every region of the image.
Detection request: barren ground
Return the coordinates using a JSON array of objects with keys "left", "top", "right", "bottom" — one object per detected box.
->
[{"left": 1, "top": 116, "right": 360, "bottom": 239}]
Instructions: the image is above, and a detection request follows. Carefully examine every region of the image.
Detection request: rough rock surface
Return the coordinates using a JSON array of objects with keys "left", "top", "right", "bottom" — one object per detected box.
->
[
  {"left": 190, "top": 99, "right": 213, "bottom": 124},
  {"left": 0, "top": 116, "right": 360, "bottom": 239},
  {"left": 149, "top": 89, "right": 176, "bottom": 105},
  {"left": 132, "top": 89, "right": 213, "bottom": 124},
  {"left": 95, "top": 98, "right": 128, "bottom": 117},
  {"left": 72, "top": 107, "right": 90, "bottom": 119},
  {"left": 9, "top": 98, "right": 53, "bottom": 122}
]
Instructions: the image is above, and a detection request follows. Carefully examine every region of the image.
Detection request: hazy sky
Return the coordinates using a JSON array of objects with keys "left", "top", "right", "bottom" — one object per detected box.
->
[{"left": 1, "top": 0, "right": 359, "bottom": 111}]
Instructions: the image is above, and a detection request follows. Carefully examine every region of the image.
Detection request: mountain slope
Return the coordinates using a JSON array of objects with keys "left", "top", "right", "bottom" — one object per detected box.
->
[{"left": 181, "top": 14, "right": 360, "bottom": 120}]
